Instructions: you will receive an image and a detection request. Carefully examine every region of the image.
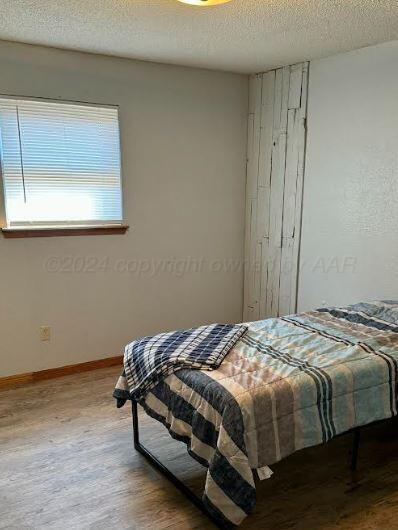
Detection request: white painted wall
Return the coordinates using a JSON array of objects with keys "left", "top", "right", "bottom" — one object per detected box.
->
[
  {"left": 0, "top": 41, "right": 248, "bottom": 377},
  {"left": 298, "top": 41, "right": 398, "bottom": 311}
]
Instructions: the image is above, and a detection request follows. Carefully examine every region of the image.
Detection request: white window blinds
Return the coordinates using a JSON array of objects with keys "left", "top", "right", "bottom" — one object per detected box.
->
[{"left": 0, "top": 97, "right": 123, "bottom": 227}]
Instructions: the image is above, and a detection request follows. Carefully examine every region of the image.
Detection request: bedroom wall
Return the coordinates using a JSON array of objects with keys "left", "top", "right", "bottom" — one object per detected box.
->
[
  {"left": 298, "top": 40, "right": 398, "bottom": 311},
  {"left": 0, "top": 41, "right": 248, "bottom": 377}
]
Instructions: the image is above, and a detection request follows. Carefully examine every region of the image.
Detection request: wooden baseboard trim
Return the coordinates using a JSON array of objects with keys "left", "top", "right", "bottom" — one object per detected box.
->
[{"left": 0, "top": 355, "right": 123, "bottom": 391}]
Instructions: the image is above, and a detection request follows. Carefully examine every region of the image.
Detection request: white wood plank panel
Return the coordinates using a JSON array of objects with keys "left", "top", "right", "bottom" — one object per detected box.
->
[
  {"left": 246, "top": 76, "right": 259, "bottom": 201},
  {"left": 288, "top": 63, "right": 304, "bottom": 110},
  {"left": 246, "top": 111, "right": 255, "bottom": 185},
  {"left": 300, "top": 63, "right": 309, "bottom": 119},
  {"left": 256, "top": 185, "right": 270, "bottom": 241},
  {"left": 282, "top": 106, "right": 300, "bottom": 239},
  {"left": 289, "top": 62, "right": 309, "bottom": 313},
  {"left": 258, "top": 71, "right": 275, "bottom": 191},
  {"left": 264, "top": 68, "right": 282, "bottom": 317},
  {"left": 243, "top": 75, "right": 261, "bottom": 320},
  {"left": 259, "top": 236, "right": 269, "bottom": 318},
  {"left": 247, "top": 74, "right": 262, "bottom": 200},
  {"left": 248, "top": 74, "right": 256, "bottom": 114},
  {"left": 266, "top": 66, "right": 290, "bottom": 317},
  {"left": 245, "top": 198, "right": 260, "bottom": 320},
  {"left": 279, "top": 101, "right": 300, "bottom": 315},
  {"left": 249, "top": 74, "right": 263, "bottom": 318},
  {"left": 243, "top": 195, "right": 254, "bottom": 321},
  {"left": 257, "top": 72, "right": 275, "bottom": 318},
  {"left": 256, "top": 71, "right": 274, "bottom": 241},
  {"left": 279, "top": 236, "right": 294, "bottom": 316},
  {"left": 243, "top": 84, "right": 254, "bottom": 321},
  {"left": 253, "top": 240, "right": 262, "bottom": 320}
]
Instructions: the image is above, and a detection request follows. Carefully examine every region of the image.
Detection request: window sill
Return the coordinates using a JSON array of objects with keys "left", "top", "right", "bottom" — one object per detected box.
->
[{"left": 1, "top": 225, "right": 129, "bottom": 238}]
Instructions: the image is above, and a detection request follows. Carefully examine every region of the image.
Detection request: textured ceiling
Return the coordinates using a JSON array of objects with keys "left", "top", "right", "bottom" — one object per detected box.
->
[{"left": 0, "top": 1, "right": 397, "bottom": 73}]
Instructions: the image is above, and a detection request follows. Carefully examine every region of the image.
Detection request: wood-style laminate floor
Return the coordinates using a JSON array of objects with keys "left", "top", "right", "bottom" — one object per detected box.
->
[{"left": 1, "top": 366, "right": 398, "bottom": 530}]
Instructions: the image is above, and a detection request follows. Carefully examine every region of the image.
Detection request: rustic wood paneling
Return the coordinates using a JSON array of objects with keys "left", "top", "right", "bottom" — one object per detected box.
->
[{"left": 244, "top": 63, "right": 309, "bottom": 319}]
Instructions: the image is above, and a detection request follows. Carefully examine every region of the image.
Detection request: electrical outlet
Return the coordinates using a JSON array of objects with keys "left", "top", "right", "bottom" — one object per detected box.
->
[{"left": 40, "top": 326, "right": 51, "bottom": 341}]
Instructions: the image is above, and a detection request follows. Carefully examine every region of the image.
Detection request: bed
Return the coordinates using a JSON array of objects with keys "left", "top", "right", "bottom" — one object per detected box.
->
[{"left": 114, "top": 301, "right": 398, "bottom": 528}]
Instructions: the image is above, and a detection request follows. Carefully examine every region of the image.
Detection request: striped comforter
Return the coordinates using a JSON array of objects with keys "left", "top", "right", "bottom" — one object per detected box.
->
[{"left": 117, "top": 301, "right": 398, "bottom": 527}]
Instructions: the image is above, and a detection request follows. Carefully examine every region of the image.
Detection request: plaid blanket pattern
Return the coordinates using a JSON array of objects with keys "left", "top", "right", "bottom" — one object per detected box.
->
[
  {"left": 114, "top": 301, "right": 398, "bottom": 527},
  {"left": 114, "top": 323, "right": 247, "bottom": 402}
]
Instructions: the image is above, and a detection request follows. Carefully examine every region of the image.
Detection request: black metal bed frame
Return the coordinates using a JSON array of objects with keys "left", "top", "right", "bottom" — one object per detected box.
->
[
  {"left": 131, "top": 401, "right": 229, "bottom": 528},
  {"left": 131, "top": 401, "right": 362, "bottom": 529}
]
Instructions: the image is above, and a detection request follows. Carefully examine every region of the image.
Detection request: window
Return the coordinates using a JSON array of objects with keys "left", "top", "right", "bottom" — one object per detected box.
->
[{"left": 0, "top": 97, "right": 125, "bottom": 234}]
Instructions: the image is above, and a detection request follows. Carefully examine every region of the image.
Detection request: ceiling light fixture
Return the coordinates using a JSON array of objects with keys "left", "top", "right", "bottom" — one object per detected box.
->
[{"left": 177, "top": 0, "right": 232, "bottom": 6}]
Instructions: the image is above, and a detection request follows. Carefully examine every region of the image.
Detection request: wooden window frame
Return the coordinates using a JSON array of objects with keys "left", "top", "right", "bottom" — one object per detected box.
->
[{"left": 1, "top": 225, "right": 129, "bottom": 238}]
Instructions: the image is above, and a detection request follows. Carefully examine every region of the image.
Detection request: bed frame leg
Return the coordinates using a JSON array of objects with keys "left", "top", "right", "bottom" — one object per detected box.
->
[
  {"left": 351, "top": 428, "right": 361, "bottom": 472},
  {"left": 131, "top": 401, "right": 229, "bottom": 529},
  {"left": 132, "top": 400, "right": 140, "bottom": 449}
]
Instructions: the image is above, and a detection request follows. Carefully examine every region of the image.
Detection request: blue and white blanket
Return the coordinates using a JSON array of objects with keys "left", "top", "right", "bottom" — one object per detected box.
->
[
  {"left": 115, "top": 301, "right": 398, "bottom": 528},
  {"left": 114, "top": 323, "right": 247, "bottom": 404}
]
